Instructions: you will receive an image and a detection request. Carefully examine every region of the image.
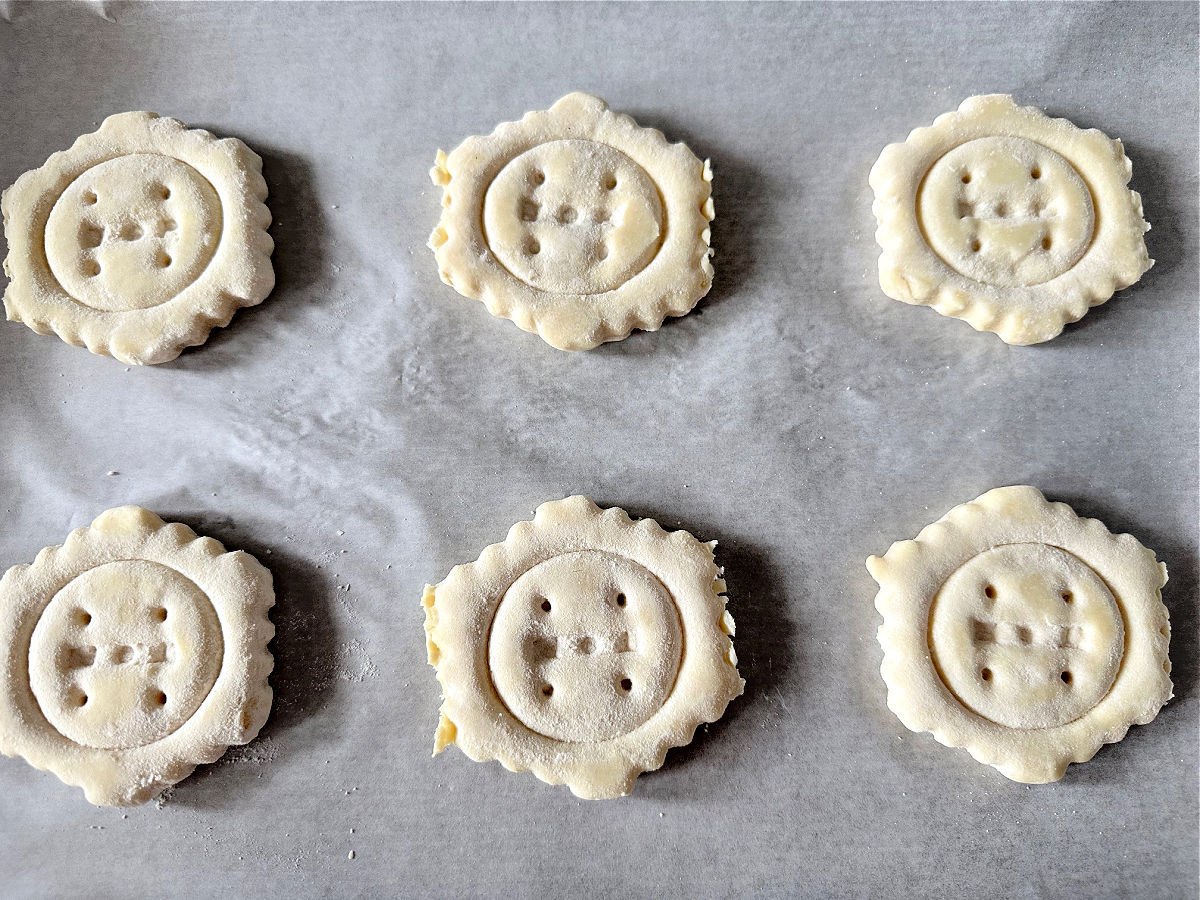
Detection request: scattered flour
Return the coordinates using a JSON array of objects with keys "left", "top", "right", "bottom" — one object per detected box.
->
[{"left": 338, "top": 639, "right": 378, "bottom": 682}]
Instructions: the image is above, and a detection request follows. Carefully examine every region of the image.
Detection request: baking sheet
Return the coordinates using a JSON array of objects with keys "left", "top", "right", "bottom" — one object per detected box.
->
[{"left": 0, "top": 2, "right": 1196, "bottom": 897}]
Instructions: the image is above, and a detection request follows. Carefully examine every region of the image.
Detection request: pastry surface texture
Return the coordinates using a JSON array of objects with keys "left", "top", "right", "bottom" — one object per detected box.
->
[
  {"left": 868, "top": 486, "right": 1171, "bottom": 782},
  {"left": 0, "top": 507, "right": 274, "bottom": 805},
  {"left": 429, "top": 93, "right": 714, "bottom": 350},
  {"left": 869, "top": 95, "right": 1152, "bottom": 344},
  {"left": 2, "top": 112, "right": 274, "bottom": 364},
  {"left": 423, "top": 496, "right": 743, "bottom": 798}
]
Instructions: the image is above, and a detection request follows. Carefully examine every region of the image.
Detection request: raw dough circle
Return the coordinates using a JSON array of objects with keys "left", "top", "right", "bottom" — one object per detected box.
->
[
  {"left": 430, "top": 94, "right": 715, "bottom": 351},
  {"left": 28, "top": 560, "right": 223, "bottom": 750},
  {"left": 425, "top": 495, "right": 742, "bottom": 799},
  {"left": 482, "top": 140, "right": 664, "bottom": 295},
  {"left": 44, "top": 153, "right": 223, "bottom": 311},
  {"left": 918, "top": 136, "right": 1094, "bottom": 288},
  {"left": 929, "top": 543, "right": 1123, "bottom": 729},
  {"left": 488, "top": 550, "right": 681, "bottom": 742},
  {"left": 869, "top": 486, "right": 1170, "bottom": 783}
]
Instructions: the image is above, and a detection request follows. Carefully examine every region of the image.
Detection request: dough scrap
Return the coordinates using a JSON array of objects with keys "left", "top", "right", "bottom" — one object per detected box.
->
[
  {"left": 0, "top": 507, "right": 274, "bottom": 805},
  {"left": 869, "top": 95, "right": 1152, "bottom": 344},
  {"left": 2, "top": 112, "right": 274, "bottom": 365},
  {"left": 429, "top": 93, "right": 715, "bottom": 350},
  {"left": 868, "top": 486, "right": 1171, "bottom": 783},
  {"left": 423, "top": 496, "right": 742, "bottom": 798}
]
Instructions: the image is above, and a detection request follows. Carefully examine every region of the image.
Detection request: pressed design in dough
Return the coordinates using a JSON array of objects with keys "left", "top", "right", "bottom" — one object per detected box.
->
[
  {"left": 0, "top": 507, "right": 274, "bottom": 805},
  {"left": 422, "top": 496, "right": 742, "bottom": 798},
  {"left": 868, "top": 486, "right": 1171, "bottom": 782},
  {"left": 2, "top": 112, "right": 274, "bottom": 365},
  {"left": 428, "top": 93, "right": 715, "bottom": 350},
  {"left": 869, "top": 95, "right": 1152, "bottom": 344}
]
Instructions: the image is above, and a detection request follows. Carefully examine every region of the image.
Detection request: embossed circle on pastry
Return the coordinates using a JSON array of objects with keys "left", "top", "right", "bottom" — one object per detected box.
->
[
  {"left": 929, "top": 543, "right": 1123, "bottom": 729},
  {"left": 918, "top": 137, "right": 1094, "bottom": 287},
  {"left": 482, "top": 140, "right": 664, "bottom": 295},
  {"left": 28, "top": 560, "right": 223, "bottom": 750},
  {"left": 487, "top": 550, "right": 681, "bottom": 742},
  {"left": 44, "top": 153, "right": 223, "bottom": 311}
]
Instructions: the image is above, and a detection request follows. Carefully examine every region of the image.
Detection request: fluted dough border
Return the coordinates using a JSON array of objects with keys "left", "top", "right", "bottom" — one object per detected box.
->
[
  {"left": 2, "top": 112, "right": 275, "bottom": 365},
  {"left": 429, "top": 93, "right": 715, "bottom": 351},
  {"left": 867, "top": 485, "right": 1171, "bottom": 783},
  {"left": 423, "top": 496, "right": 743, "bottom": 799},
  {"left": 869, "top": 95, "right": 1152, "bottom": 345},
  {"left": 0, "top": 507, "right": 274, "bottom": 805}
]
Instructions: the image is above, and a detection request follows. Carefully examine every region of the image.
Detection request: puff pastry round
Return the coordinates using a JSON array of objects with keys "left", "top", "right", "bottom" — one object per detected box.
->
[
  {"left": 869, "top": 95, "right": 1152, "bottom": 344},
  {"left": 429, "top": 93, "right": 714, "bottom": 350},
  {"left": 0, "top": 507, "right": 274, "bottom": 805},
  {"left": 423, "top": 496, "right": 742, "bottom": 798},
  {"left": 2, "top": 112, "right": 274, "bottom": 364},
  {"left": 868, "top": 486, "right": 1171, "bottom": 782}
]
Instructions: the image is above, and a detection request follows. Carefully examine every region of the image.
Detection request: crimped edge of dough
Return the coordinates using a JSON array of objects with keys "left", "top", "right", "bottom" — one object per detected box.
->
[
  {"left": 428, "top": 92, "right": 715, "bottom": 351},
  {"left": 0, "top": 506, "right": 275, "bottom": 805},
  {"left": 868, "top": 94, "right": 1152, "bottom": 345},
  {"left": 1, "top": 111, "right": 275, "bottom": 365},
  {"left": 867, "top": 485, "right": 1171, "bottom": 783},
  {"left": 423, "top": 495, "right": 743, "bottom": 799}
]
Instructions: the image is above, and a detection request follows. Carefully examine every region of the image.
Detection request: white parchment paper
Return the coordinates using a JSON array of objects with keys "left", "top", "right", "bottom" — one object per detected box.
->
[{"left": 0, "top": 2, "right": 1196, "bottom": 896}]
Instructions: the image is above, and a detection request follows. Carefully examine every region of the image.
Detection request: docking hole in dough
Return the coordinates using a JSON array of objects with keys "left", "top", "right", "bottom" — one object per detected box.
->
[
  {"left": 422, "top": 496, "right": 742, "bottom": 799},
  {"left": 429, "top": 93, "right": 715, "bottom": 350},
  {"left": 869, "top": 95, "right": 1152, "bottom": 345},
  {"left": 868, "top": 486, "right": 1171, "bottom": 783},
  {"left": 0, "top": 507, "right": 275, "bottom": 805},
  {"left": 2, "top": 112, "right": 274, "bottom": 365}
]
